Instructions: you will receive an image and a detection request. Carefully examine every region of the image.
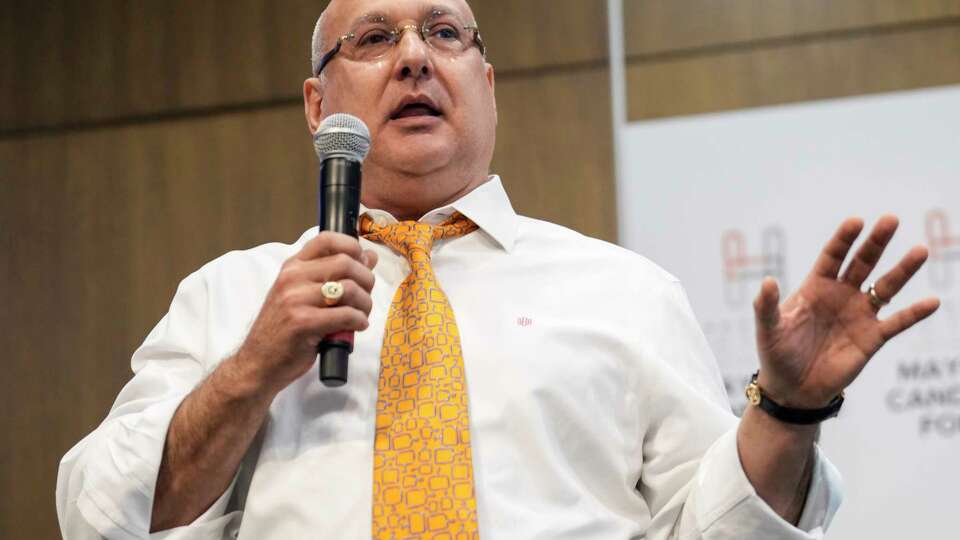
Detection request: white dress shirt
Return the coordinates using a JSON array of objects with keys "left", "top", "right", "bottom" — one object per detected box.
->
[{"left": 57, "top": 176, "right": 842, "bottom": 539}]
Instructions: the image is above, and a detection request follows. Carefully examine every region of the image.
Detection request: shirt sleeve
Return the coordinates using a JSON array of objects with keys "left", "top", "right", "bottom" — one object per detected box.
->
[
  {"left": 56, "top": 269, "right": 239, "bottom": 539},
  {"left": 637, "top": 281, "right": 843, "bottom": 540},
  {"left": 673, "top": 428, "right": 844, "bottom": 539}
]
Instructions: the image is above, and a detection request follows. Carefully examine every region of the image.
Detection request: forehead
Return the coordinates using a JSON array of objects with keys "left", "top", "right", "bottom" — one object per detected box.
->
[{"left": 325, "top": 0, "right": 475, "bottom": 30}]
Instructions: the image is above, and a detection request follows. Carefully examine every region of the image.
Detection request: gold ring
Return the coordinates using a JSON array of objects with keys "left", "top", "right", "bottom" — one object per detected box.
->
[
  {"left": 866, "top": 283, "right": 889, "bottom": 309},
  {"left": 320, "top": 281, "right": 345, "bottom": 306}
]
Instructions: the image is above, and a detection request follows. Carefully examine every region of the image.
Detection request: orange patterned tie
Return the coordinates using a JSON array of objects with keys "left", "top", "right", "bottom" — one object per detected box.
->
[{"left": 361, "top": 212, "right": 481, "bottom": 540}]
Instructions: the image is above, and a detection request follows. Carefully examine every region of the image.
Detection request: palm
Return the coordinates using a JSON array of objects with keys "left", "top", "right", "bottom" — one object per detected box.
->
[{"left": 754, "top": 216, "right": 939, "bottom": 408}]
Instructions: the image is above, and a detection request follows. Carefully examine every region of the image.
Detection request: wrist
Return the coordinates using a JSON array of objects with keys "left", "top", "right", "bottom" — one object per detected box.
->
[
  {"left": 737, "top": 406, "right": 818, "bottom": 523},
  {"left": 212, "top": 351, "right": 281, "bottom": 406},
  {"left": 756, "top": 371, "right": 836, "bottom": 409},
  {"left": 748, "top": 371, "right": 844, "bottom": 425},
  {"left": 741, "top": 399, "right": 821, "bottom": 436}
]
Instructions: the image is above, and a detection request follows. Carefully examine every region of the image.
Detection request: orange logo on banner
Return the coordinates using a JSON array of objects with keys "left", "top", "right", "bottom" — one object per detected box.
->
[
  {"left": 721, "top": 227, "right": 787, "bottom": 307},
  {"left": 925, "top": 209, "right": 960, "bottom": 290}
]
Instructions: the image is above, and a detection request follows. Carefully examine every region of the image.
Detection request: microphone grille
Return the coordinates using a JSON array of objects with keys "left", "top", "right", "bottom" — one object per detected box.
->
[{"left": 313, "top": 113, "right": 371, "bottom": 162}]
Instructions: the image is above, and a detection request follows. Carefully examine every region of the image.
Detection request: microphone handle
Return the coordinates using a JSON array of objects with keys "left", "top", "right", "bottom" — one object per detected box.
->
[{"left": 318, "top": 157, "right": 362, "bottom": 387}]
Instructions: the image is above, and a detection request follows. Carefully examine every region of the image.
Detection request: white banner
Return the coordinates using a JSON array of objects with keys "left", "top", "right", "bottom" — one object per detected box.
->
[{"left": 616, "top": 85, "right": 960, "bottom": 538}]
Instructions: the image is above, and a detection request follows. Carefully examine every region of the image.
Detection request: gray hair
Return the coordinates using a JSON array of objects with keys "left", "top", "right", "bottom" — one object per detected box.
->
[{"left": 310, "top": 12, "right": 326, "bottom": 76}]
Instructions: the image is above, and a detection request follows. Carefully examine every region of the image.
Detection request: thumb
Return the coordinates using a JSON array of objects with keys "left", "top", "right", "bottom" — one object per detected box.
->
[{"left": 753, "top": 276, "right": 781, "bottom": 331}]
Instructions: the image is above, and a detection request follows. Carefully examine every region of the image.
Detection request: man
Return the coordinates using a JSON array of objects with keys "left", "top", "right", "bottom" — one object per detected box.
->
[{"left": 56, "top": 0, "right": 939, "bottom": 538}]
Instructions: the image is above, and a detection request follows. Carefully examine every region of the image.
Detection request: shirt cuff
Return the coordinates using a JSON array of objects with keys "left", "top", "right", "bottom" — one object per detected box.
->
[
  {"left": 693, "top": 427, "right": 844, "bottom": 539},
  {"left": 76, "top": 393, "right": 238, "bottom": 539},
  {"left": 149, "top": 488, "right": 241, "bottom": 540}
]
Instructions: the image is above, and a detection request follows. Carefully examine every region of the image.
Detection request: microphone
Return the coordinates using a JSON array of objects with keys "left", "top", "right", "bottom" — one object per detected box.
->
[{"left": 313, "top": 113, "right": 371, "bottom": 387}]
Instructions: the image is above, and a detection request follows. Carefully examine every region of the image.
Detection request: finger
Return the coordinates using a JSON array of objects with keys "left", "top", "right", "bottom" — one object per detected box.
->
[
  {"left": 878, "top": 297, "right": 940, "bottom": 341},
  {"left": 873, "top": 245, "right": 929, "bottom": 302},
  {"left": 296, "top": 231, "right": 363, "bottom": 262},
  {"left": 840, "top": 215, "right": 899, "bottom": 287},
  {"left": 753, "top": 277, "right": 781, "bottom": 331},
  {"left": 812, "top": 218, "right": 864, "bottom": 278},
  {"left": 361, "top": 249, "right": 379, "bottom": 270},
  {"left": 306, "top": 279, "right": 373, "bottom": 315},
  {"left": 303, "top": 305, "right": 370, "bottom": 335},
  {"left": 300, "top": 253, "right": 376, "bottom": 292}
]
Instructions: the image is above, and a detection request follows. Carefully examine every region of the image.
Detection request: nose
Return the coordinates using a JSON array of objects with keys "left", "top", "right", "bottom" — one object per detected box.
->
[{"left": 393, "top": 26, "right": 432, "bottom": 81}]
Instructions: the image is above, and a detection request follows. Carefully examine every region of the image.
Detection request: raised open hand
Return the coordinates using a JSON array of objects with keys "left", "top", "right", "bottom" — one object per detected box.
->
[{"left": 753, "top": 216, "right": 940, "bottom": 408}]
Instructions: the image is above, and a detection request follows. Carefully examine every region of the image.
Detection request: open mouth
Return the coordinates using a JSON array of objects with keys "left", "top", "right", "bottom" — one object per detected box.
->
[
  {"left": 392, "top": 104, "right": 442, "bottom": 119},
  {"left": 390, "top": 97, "right": 443, "bottom": 120}
]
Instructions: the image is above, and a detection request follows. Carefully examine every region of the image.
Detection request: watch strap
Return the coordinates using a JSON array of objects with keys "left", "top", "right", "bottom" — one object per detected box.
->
[{"left": 745, "top": 371, "right": 844, "bottom": 425}]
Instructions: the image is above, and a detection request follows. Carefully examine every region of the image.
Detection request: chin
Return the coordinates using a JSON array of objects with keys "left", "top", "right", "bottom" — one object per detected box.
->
[{"left": 378, "top": 141, "right": 456, "bottom": 176}]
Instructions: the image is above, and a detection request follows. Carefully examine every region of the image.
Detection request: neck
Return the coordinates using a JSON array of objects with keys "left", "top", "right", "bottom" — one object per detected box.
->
[{"left": 361, "top": 165, "right": 488, "bottom": 221}]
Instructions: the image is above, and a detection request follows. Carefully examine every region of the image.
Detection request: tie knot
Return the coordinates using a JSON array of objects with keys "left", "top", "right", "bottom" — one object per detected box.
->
[{"left": 361, "top": 212, "right": 478, "bottom": 261}]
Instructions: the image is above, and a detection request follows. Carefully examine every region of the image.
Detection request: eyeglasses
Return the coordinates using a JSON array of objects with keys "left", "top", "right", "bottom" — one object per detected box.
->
[{"left": 314, "top": 9, "right": 486, "bottom": 77}]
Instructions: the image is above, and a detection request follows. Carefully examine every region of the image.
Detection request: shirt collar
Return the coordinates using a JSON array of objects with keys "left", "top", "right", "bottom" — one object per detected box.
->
[{"left": 360, "top": 175, "right": 518, "bottom": 252}]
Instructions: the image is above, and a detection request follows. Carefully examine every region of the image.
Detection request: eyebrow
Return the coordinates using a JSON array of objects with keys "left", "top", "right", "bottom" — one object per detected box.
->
[
  {"left": 347, "top": 4, "right": 468, "bottom": 29},
  {"left": 346, "top": 11, "right": 387, "bottom": 30}
]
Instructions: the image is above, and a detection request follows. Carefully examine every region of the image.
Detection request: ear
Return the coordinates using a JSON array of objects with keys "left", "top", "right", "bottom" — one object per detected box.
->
[
  {"left": 303, "top": 78, "right": 324, "bottom": 134},
  {"left": 485, "top": 63, "right": 497, "bottom": 125}
]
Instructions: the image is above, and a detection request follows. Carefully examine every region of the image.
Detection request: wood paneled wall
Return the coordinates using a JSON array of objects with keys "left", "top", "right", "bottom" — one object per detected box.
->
[
  {"left": 2, "top": 2, "right": 959, "bottom": 538},
  {"left": 624, "top": 0, "right": 960, "bottom": 119}
]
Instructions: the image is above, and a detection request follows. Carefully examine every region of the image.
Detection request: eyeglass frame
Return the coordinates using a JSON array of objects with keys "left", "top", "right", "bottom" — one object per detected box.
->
[{"left": 313, "top": 14, "right": 486, "bottom": 77}]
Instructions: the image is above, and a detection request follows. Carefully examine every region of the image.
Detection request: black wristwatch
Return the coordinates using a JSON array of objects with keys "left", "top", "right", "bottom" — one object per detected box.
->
[{"left": 744, "top": 371, "right": 844, "bottom": 425}]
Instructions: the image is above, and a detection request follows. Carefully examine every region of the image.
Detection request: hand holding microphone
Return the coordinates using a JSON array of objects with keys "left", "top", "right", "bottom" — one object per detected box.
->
[{"left": 232, "top": 114, "right": 373, "bottom": 394}]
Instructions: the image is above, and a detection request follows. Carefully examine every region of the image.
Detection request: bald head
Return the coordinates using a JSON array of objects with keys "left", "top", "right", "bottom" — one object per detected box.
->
[{"left": 310, "top": 0, "right": 478, "bottom": 76}]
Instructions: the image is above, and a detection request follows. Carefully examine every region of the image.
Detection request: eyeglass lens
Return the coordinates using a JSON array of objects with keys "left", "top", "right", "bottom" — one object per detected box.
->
[{"left": 343, "top": 10, "right": 476, "bottom": 61}]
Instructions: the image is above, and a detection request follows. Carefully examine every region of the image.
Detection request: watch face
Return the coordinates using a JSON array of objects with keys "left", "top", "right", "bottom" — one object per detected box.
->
[{"left": 745, "top": 384, "right": 762, "bottom": 406}]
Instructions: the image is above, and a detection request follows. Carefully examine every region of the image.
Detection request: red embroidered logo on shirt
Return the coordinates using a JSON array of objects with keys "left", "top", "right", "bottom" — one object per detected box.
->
[{"left": 517, "top": 316, "right": 533, "bottom": 327}]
